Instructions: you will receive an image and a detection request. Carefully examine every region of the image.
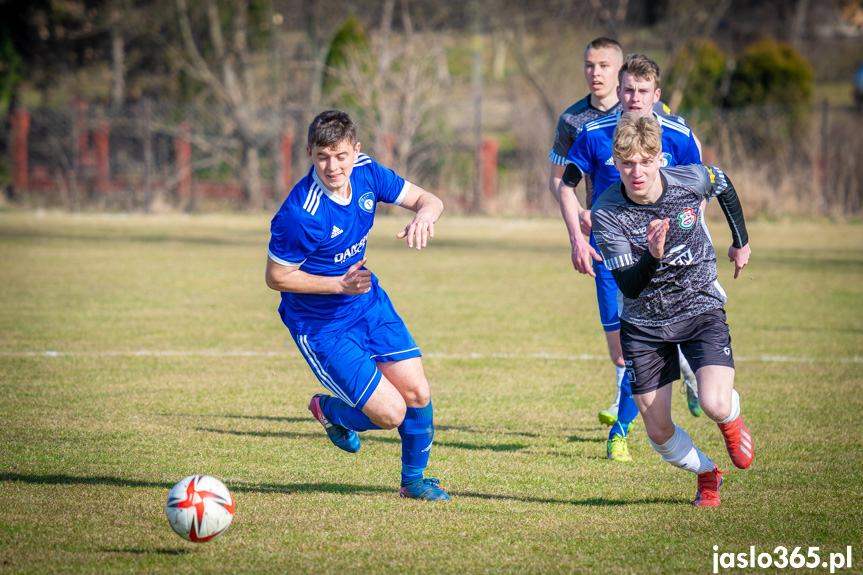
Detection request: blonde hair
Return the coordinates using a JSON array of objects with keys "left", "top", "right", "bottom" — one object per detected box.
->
[
  {"left": 618, "top": 53, "right": 661, "bottom": 88},
  {"left": 613, "top": 113, "right": 663, "bottom": 161}
]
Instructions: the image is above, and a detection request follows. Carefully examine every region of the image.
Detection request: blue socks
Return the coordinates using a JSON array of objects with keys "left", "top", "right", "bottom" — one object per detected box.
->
[
  {"left": 320, "top": 395, "right": 434, "bottom": 484},
  {"left": 320, "top": 396, "right": 381, "bottom": 432},
  {"left": 398, "top": 402, "right": 435, "bottom": 484},
  {"left": 610, "top": 371, "right": 639, "bottom": 438}
]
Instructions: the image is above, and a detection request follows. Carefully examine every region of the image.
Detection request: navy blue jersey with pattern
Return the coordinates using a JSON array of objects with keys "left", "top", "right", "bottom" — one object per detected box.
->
[{"left": 268, "top": 153, "right": 409, "bottom": 332}]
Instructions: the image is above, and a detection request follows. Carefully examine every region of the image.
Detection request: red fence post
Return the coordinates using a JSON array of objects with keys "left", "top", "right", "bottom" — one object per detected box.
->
[
  {"left": 175, "top": 122, "right": 192, "bottom": 197},
  {"left": 11, "top": 108, "right": 30, "bottom": 192},
  {"left": 281, "top": 133, "right": 293, "bottom": 195},
  {"left": 480, "top": 136, "right": 499, "bottom": 201},
  {"left": 94, "top": 120, "right": 110, "bottom": 194},
  {"left": 76, "top": 99, "right": 89, "bottom": 169}
]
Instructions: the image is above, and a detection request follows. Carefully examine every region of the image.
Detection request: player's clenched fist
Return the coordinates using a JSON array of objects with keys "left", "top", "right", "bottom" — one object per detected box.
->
[
  {"left": 340, "top": 258, "right": 372, "bottom": 295},
  {"left": 646, "top": 218, "right": 670, "bottom": 259}
]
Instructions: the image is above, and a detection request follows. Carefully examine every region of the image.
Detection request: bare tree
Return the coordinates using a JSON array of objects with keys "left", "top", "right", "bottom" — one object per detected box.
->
[
  {"left": 328, "top": 0, "right": 449, "bottom": 179},
  {"left": 173, "top": 0, "right": 270, "bottom": 209}
]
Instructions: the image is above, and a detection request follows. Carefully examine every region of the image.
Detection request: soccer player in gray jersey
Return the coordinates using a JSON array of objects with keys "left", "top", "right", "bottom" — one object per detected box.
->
[
  {"left": 548, "top": 39, "right": 701, "bottom": 429},
  {"left": 591, "top": 114, "right": 753, "bottom": 507}
]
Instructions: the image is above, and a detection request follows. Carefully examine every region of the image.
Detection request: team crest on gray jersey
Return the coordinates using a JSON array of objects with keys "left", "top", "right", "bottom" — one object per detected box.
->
[{"left": 678, "top": 208, "right": 696, "bottom": 229}]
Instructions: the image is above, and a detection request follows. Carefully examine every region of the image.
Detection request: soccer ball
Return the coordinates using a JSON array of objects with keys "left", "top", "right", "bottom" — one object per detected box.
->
[{"left": 165, "top": 475, "right": 235, "bottom": 542}]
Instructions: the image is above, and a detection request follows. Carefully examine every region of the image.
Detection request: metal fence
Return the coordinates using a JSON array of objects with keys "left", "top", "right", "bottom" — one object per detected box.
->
[{"left": 5, "top": 99, "right": 863, "bottom": 217}]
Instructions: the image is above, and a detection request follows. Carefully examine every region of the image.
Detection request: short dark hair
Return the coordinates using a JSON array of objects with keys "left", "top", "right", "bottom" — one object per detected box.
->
[
  {"left": 307, "top": 109, "right": 358, "bottom": 148},
  {"left": 618, "top": 54, "right": 661, "bottom": 88},
  {"left": 584, "top": 36, "right": 623, "bottom": 52},
  {"left": 586, "top": 37, "right": 623, "bottom": 54}
]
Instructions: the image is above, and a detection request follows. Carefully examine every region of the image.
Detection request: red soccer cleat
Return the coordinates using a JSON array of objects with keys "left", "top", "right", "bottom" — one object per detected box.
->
[
  {"left": 693, "top": 466, "right": 726, "bottom": 507},
  {"left": 717, "top": 415, "right": 754, "bottom": 469}
]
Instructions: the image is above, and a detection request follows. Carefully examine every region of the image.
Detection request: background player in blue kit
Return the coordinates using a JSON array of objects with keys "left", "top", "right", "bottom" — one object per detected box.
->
[
  {"left": 265, "top": 110, "right": 449, "bottom": 501},
  {"left": 558, "top": 54, "right": 702, "bottom": 462},
  {"left": 591, "top": 114, "right": 753, "bottom": 506},
  {"left": 547, "top": 40, "right": 701, "bottom": 428},
  {"left": 548, "top": 37, "right": 701, "bottom": 425}
]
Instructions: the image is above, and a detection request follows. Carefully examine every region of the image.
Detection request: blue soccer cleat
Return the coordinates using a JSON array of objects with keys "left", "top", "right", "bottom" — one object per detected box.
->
[
  {"left": 399, "top": 478, "right": 450, "bottom": 501},
  {"left": 308, "top": 394, "right": 361, "bottom": 453}
]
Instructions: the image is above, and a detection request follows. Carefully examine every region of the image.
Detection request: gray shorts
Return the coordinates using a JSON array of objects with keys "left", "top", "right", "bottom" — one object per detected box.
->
[{"left": 620, "top": 308, "right": 735, "bottom": 395}]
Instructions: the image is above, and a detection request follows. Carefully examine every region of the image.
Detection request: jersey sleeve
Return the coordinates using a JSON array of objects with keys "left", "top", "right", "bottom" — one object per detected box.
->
[
  {"left": 705, "top": 165, "right": 749, "bottom": 247},
  {"left": 564, "top": 129, "right": 593, "bottom": 177},
  {"left": 363, "top": 157, "right": 410, "bottom": 205},
  {"left": 550, "top": 115, "right": 575, "bottom": 165},
  {"left": 591, "top": 206, "right": 634, "bottom": 272},
  {"left": 267, "top": 204, "right": 324, "bottom": 267}
]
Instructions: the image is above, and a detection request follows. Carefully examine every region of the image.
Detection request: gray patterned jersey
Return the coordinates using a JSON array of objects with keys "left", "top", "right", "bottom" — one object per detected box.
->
[{"left": 591, "top": 164, "right": 730, "bottom": 327}]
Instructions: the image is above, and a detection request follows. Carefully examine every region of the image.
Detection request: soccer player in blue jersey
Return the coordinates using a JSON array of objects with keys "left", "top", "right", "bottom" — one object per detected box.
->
[
  {"left": 265, "top": 110, "right": 449, "bottom": 501},
  {"left": 548, "top": 40, "right": 702, "bottom": 429},
  {"left": 558, "top": 54, "right": 702, "bottom": 462},
  {"left": 591, "top": 113, "right": 753, "bottom": 506}
]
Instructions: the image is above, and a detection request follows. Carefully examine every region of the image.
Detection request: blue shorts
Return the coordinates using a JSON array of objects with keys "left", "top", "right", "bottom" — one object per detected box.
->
[
  {"left": 289, "top": 285, "right": 421, "bottom": 409},
  {"left": 593, "top": 260, "right": 621, "bottom": 332}
]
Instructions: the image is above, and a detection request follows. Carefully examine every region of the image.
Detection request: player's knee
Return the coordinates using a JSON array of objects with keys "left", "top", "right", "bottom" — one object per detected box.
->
[
  {"left": 700, "top": 397, "right": 731, "bottom": 422},
  {"left": 377, "top": 402, "right": 407, "bottom": 430},
  {"left": 643, "top": 419, "right": 676, "bottom": 445},
  {"left": 401, "top": 385, "right": 430, "bottom": 408}
]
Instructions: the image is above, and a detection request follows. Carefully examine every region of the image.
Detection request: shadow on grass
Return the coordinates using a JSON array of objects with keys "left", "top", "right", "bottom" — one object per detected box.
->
[
  {"left": 568, "top": 432, "right": 605, "bottom": 443},
  {"left": 197, "top": 427, "right": 317, "bottom": 439},
  {"left": 100, "top": 547, "right": 192, "bottom": 555},
  {"left": 195, "top": 427, "right": 529, "bottom": 452},
  {"left": 0, "top": 472, "right": 391, "bottom": 496},
  {"left": 436, "top": 425, "right": 542, "bottom": 438},
  {"left": 0, "top": 473, "right": 678, "bottom": 506},
  {"left": 323, "top": 433, "right": 528, "bottom": 452},
  {"left": 159, "top": 413, "right": 307, "bottom": 423},
  {"left": 454, "top": 490, "right": 682, "bottom": 506}
]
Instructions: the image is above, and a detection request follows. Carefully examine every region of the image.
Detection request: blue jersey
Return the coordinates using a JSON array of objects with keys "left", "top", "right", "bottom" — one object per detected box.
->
[
  {"left": 565, "top": 111, "right": 701, "bottom": 207},
  {"left": 268, "top": 153, "right": 410, "bottom": 333},
  {"left": 549, "top": 97, "right": 680, "bottom": 166}
]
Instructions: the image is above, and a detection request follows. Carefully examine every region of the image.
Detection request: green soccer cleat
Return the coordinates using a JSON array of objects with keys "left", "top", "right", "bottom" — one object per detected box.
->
[
  {"left": 606, "top": 433, "right": 632, "bottom": 462},
  {"left": 598, "top": 407, "right": 618, "bottom": 426},
  {"left": 681, "top": 376, "right": 703, "bottom": 417}
]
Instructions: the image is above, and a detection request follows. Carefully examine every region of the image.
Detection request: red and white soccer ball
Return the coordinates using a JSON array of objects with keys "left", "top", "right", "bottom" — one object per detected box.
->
[{"left": 166, "top": 475, "right": 235, "bottom": 542}]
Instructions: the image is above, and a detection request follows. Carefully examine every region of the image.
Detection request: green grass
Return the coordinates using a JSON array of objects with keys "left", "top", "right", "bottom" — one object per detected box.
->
[{"left": 1, "top": 212, "right": 861, "bottom": 574}]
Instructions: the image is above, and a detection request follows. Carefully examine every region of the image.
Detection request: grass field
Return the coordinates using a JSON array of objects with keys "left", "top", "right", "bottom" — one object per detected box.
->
[{"left": 1, "top": 211, "right": 861, "bottom": 574}]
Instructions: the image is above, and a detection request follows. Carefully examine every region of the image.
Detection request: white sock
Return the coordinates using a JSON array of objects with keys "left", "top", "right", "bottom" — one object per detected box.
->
[
  {"left": 650, "top": 424, "right": 715, "bottom": 474},
  {"left": 718, "top": 389, "right": 741, "bottom": 424},
  {"left": 678, "top": 348, "right": 696, "bottom": 381},
  {"left": 610, "top": 366, "right": 625, "bottom": 410}
]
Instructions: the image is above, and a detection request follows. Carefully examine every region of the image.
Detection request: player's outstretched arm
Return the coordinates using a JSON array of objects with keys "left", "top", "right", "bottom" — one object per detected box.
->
[
  {"left": 396, "top": 184, "right": 444, "bottom": 250},
  {"left": 558, "top": 167, "right": 600, "bottom": 276},
  {"left": 713, "top": 170, "right": 750, "bottom": 279},
  {"left": 265, "top": 257, "right": 372, "bottom": 295}
]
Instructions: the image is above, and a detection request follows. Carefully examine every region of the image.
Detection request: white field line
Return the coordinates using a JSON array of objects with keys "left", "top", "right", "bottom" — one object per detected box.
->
[{"left": 1, "top": 350, "right": 861, "bottom": 364}]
